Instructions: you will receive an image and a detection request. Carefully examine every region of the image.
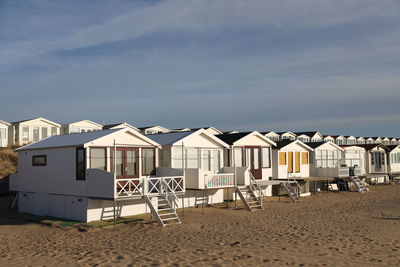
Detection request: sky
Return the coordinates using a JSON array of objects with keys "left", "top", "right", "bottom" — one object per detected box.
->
[{"left": 0, "top": 0, "right": 400, "bottom": 137}]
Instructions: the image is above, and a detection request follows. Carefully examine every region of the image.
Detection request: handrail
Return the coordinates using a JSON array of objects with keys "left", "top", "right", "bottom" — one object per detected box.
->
[
  {"left": 248, "top": 171, "right": 264, "bottom": 207},
  {"left": 286, "top": 170, "right": 301, "bottom": 196},
  {"left": 205, "top": 173, "right": 235, "bottom": 188},
  {"left": 161, "top": 177, "right": 179, "bottom": 211}
]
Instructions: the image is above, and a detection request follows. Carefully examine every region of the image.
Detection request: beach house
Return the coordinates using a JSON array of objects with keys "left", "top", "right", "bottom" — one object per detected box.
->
[
  {"left": 9, "top": 117, "right": 61, "bottom": 147},
  {"left": 61, "top": 120, "right": 103, "bottom": 134},
  {"left": 190, "top": 127, "right": 223, "bottom": 135},
  {"left": 9, "top": 128, "right": 185, "bottom": 225},
  {"left": 308, "top": 142, "right": 345, "bottom": 178},
  {"left": 355, "top": 144, "right": 390, "bottom": 183},
  {"left": 387, "top": 145, "right": 400, "bottom": 175},
  {"left": 345, "top": 136, "right": 357, "bottom": 145},
  {"left": 139, "top": 126, "right": 170, "bottom": 135},
  {"left": 0, "top": 120, "right": 10, "bottom": 148},
  {"left": 278, "top": 131, "right": 297, "bottom": 141},
  {"left": 356, "top": 137, "right": 366, "bottom": 145},
  {"left": 341, "top": 145, "right": 367, "bottom": 176},
  {"left": 294, "top": 131, "right": 324, "bottom": 143},
  {"left": 103, "top": 122, "right": 139, "bottom": 132},
  {"left": 263, "top": 131, "right": 281, "bottom": 142},
  {"left": 323, "top": 135, "right": 335, "bottom": 143}
]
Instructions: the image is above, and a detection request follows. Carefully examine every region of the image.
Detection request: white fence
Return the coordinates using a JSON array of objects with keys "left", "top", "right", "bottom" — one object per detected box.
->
[
  {"left": 204, "top": 173, "right": 235, "bottom": 189},
  {"left": 115, "top": 176, "right": 185, "bottom": 199}
]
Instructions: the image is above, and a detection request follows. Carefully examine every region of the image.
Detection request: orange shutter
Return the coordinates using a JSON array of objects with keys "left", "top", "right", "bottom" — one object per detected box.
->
[
  {"left": 288, "top": 152, "right": 293, "bottom": 172},
  {"left": 295, "top": 152, "right": 300, "bottom": 173},
  {"left": 302, "top": 152, "right": 308, "bottom": 164},
  {"left": 279, "top": 152, "right": 286, "bottom": 165}
]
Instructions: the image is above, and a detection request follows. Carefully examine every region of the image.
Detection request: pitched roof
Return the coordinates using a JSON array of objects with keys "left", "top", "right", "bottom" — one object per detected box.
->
[
  {"left": 293, "top": 131, "right": 319, "bottom": 137},
  {"left": 0, "top": 120, "right": 10, "bottom": 126},
  {"left": 16, "top": 129, "right": 121, "bottom": 151},
  {"left": 306, "top": 141, "right": 343, "bottom": 150},
  {"left": 385, "top": 145, "right": 400, "bottom": 152},
  {"left": 214, "top": 132, "right": 253, "bottom": 145},
  {"left": 103, "top": 123, "right": 122, "bottom": 129},
  {"left": 145, "top": 131, "right": 194, "bottom": 145},
  {"left": 11, "top": 117, "right": 60, "bottom": 127},
  {"left": 273, "top": 139, "right": 313, "bottom": 150},
  {"left": 351, "top": 143, "right": 389, "bottom": 151}
]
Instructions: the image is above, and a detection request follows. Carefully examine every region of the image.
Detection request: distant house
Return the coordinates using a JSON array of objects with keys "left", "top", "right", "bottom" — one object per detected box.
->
[
  {"left": 138, "top": 126, "right": 170, "bottom": 135},
  {"left": 190, "top": 127, "right": 222, "bottom": 135},
  {"left": 372, "top": 137, "right": 383, "bottom": 144},
  {"left": 390, "top": 138, "right": 398, "bottom": 145},
  {"left": 10, "top": 117, "right": 61, "bottom": 147},
  {"left": 331, "top": 135, "right": 346, "bottom": 145},
  {"left": 382, "top": 137, "right": 391, "bottom": 145},
  {"left": 262, "top": 131, "right": 280, "bottom": 142},
  {"left": 61, "top": 120, "right": 103, "bottom": 134},
  {"left": 277, "top": 131, "right": 296, "bottom": 141},
  {"left": 294, "top": 131, "right": 324, "bottom": 143},
  {"left": 323, "top": 135, "right": 335, "bottom": 143},
  {"left": 169, "top": 128, "right": 191, "bottom": 132},
  {"left": 356, "top": 137, "right": 366, "bottom": 145},
  {"left": 345, "top": 136, "right": 357, "bottom": 145},
  {"left": 0, "top": 120, "right": 10, "bottom": 148},
  {"left": 102, "top": 122, "right": 139, "bottom": 132},
  {"left": 365, "top": 137, "right": 375, "bottom": 144}
]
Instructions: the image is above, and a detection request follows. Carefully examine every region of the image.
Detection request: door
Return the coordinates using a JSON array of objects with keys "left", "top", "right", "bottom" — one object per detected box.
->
[
  {"left": 244, "top": 146, "right": 262, "bottom": 179},
  {"left": 288, "top": 152, "right": 293, "bottom": 173},
  {"left": 371, "top": 151, "right": 384, "bottom": 173},
  {"left": 111, "top": 148, "right": 139, "bottom": 179}
]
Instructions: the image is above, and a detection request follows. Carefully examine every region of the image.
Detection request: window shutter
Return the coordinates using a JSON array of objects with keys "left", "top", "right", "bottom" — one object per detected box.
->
[
  {"left": 302, "top": 152, "right": 308, "bottom": 164},
  {"left": 295, "top": 152, "right": 300, "bottom": 172},
  {"left": 279, "top": 152, "right": 286, "bottom": 165}
]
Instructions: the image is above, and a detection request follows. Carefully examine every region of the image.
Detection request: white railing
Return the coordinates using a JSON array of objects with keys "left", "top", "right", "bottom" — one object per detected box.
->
[
  {"left": 115, "top": 178, "right": 143, "bottom": 198},
  {"left": 287, "top": 170, "right": 301, "bottom": 195},
  {"left": 249, "top": 171, "right": 264, "bottom": 208},
  {"left": 354, "top": 166, "right": 362, "bottom": 176},
  {"left": 114, "top": 176, "right": 185, "bottom": 199},
  {"left": 204, "top": 173, "right": 235, "bottom": 188}
]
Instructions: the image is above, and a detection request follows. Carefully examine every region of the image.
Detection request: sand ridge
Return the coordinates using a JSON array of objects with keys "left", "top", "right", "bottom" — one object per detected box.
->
[{"left": 0, "top": 185, "right": 399, "bottom": 266}]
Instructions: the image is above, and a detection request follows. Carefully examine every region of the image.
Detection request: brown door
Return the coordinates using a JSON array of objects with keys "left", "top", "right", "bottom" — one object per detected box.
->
[
  {"left": 244, "top": 146, "right": 262, "bottom": 179},
  {"left": 111, "top": 147, "right": 139, "bottom": 179},
  {"left": 288, "top": 152, "right": 293, "bottom": 173}
]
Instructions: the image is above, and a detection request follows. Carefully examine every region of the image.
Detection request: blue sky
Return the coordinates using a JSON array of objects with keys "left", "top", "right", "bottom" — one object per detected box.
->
[{"left": 1, "top": 0, "right": 400, "bottom": 136}]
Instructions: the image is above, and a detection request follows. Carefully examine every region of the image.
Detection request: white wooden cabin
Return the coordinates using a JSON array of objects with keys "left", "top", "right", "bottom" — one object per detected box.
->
[
  {"left": 323, "top": 135, "right": 335, "bottom": 143},
  {"left": 387, "top": 145, "right": 400, "bottom": 174},
  {"left": 332, "top": 135, "right": 346, "bottom": 145},
  {"left": 272, "top": 140, "right": 312, "bottom": 179},
  {"left": 190, "top": 127, "right": 222, "bottom": 135},
  {"left": 294, "top": 131, "right": 324, "bottom": 143},
  {"left": 0, "top": 120, "right": 10, "bottom": 148},
  {"left": 341, "top": 145, "right": 367, "bottom": 176},
  {"left": 390, "top": 138, "right": 398, "bottom": 145},
  {"left": 356, "top": 137, "right": 366, "bottom": 145},
  {"left": 373, "top": 137, "right": 383, "bottom": 144},
  {"left": 103, "top": 122, "right": 139, "bottom": 132},
  {"left": 215, "top": 131, "right": 276, "bottom": 196},
  {"left": 147, "top": 129, "right": 233, "bottom": 206},
  {"left": 278, "top": 131, "right": 297, "bottom": 141},
  {"left": 345, "top": 136, "right": 357, "bottom": 145},
  {"left": 61, "top": 120, "right": 103, "bottom": 134},
  {"left": 308, "top": 142, "right": 345, "bottom": 178},
  {"left": 9, "top": 117, "right": 61, "bottom": 147},
  {"left": 263, "top": 131, "right": 280, "bottom": 142},
  {"left": 366, "top": 137, "right": 375, "bottom": 144},
  {"left": 139, "top": 125, "right": 170, "bottom": 135},
  {"left": 10, "top": 128, "right": 185, "bottom": 223}
]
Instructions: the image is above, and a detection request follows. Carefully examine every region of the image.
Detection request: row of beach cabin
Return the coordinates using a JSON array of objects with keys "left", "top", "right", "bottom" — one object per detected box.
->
[
  {"left": 1, "top": 118, "right": 400, "bottom": 148},
  {"left": 4, "top": 118, "right": 400, "bottom": 225}
]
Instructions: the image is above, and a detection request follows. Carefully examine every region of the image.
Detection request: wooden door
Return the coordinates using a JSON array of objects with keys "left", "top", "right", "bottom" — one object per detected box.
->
[
  {"left": 245, "top": 146, "right": 262, "bottom": 179},
  {"left": 295, "top": 152, "right": 301, "bottom": 173},
  {"left": 110, "top": 147, "right": 139, "bottom": 179}
]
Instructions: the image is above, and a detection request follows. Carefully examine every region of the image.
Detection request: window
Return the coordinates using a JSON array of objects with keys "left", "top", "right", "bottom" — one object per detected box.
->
[
  {"left": 22, "top": 126, "right": 29, "bottom": 141},
  {"left": 90, "top": 148, "right": 106, "bottom": 170},
  {"left": 185, "top": 148, "right": 198, "bottom": 168},
  {"left": 279, "top": 152, "right": 286, "bottom": 165},
  {"left": 41, "top": 127, "right": 48, "bottom": 139},
  {"left": 142, "top": 148, "right": 155, "bottom": 175},
  {"left": 302, "top": 152, "right": 308, "bottom": 164},
  {"left": 262, "top": 147, "right": 270, "bottom": 168},
  {"left": 173, "top": 147, "right": 183, "bottom": 168},
  {"left": 253, "top": 148, "right": 259, "bottom": 169},
  {"left": 51, "top": 127, "right": 57, "bottom": 136},
  {"left": 202, "top": 150, "right": 211, "bottom": 171},
  {"left": 33, "top": 127, "right": 39, "bottom": 141},
  {"left": 212, "top": 150, "right": 221, "bottom": 171},
  {"left": 32, "top": 155, "right": 46, "bottom": 166},
  {"left": 76, "top": 148, "right": 86, "bottom": 180},
  {"left": 71, "top": 127, "right": 80, "bottom": 133},
  {"left": 316, "top": 150, "right": 340, "bottom": 168},
  {"left": 234, "top": 148, "right": 243, "bottom": 167}
]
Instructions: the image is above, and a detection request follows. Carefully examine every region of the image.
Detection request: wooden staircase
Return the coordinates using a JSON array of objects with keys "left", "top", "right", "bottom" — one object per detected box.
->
[
  {"left": 350, "top": 176, "right": 369, "bottom": 193},
  {"left": 236, "top": 186, "right": 263, "bottom": 211},
  {"left": 145, "top": 195, "right": 181, "bottom": 226},
  {"left": 281, "top": 182, "right": 300, "bottom": 203}
]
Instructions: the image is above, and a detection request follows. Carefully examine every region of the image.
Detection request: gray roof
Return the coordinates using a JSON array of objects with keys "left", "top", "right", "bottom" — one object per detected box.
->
[
  {"left": 17, "top": 129, "right": 120, "bottom": 151},
  {"left": 146, "top": 131, "right": 194, "bottom": 145}
]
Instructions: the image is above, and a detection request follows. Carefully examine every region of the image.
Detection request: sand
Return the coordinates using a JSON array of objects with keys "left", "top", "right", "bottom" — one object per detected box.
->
[{"left": 0, "top": 185, "right": 399, "bottom": 266}]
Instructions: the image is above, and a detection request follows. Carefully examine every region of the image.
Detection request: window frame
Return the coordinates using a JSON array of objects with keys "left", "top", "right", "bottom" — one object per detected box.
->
[
  {"left": 142, "top": 148, "right": 156, "bottom": 176},
  {"left": 32, "top": 155, "right": 47, "bottom": 166},
  {"left": 261, "top": 147, "right": 271, "bottom": 168},
  {"left": 90, "top": 147, "right": 107, "bottom": 171},
  {"left": 76, "top": 147, "right": 86, "bottom": 180}
]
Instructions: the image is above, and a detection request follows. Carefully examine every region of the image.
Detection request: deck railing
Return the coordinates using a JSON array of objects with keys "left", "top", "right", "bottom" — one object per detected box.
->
[
  {"left": 338, "top": 167, "right": 350, "bottom": 177},
  {"left": 204, "top": 173, "right": 235, "bottom": 188},
  {"left": 114, "top": 176, "right": 185, "bottom": 199}
]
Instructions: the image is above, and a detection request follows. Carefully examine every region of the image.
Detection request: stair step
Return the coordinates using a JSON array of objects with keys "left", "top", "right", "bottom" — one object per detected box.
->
[
  {"left": 158, "top": 213, "right": 175, "bottom": 217},
  {"left": 162, "top": 217, "right": 180, "bottom": 221},
  {"left": 157, "top": 208, "right": 172, "bottom": 212}
]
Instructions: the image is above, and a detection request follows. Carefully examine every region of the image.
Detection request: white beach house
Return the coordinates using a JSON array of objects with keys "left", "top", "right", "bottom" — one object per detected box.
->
[
  {"left": 103, "top": 122, "right": 139, "bottom": 132},
  {"left": 341, "top": 145, "right": 367, "bottom": 176},
  {"left": 294, "top": 131, "right": 324, "bottom": 143},
  {"left": 139, "top": 125, "right": 170, "bottom": 135},
  {"left": 263, "top": 131, "right": 281, "bottom": 142},
  {"left": 0, "top": 120, "right": 10, "bottom": 148},
  {"left": 10, "top": 128, "right": 185, "bottom": 225},
  {"left": 9, "top": 117, "right": 61, "bottom": 147},
  {"left": 277, "top": 131, "right": 297, "bottom": 141},
  {"left": 61, "top": 120, "right": 103, "bottom": 134},
  {"left": 308, "top": 142, "right": 345, "bottom": 178},
  {"left": 215, "top": 131, "right": 276, "bottom": 196},
  {"left": 356, "top": 137, "right": 366, "bottom": 145},
  {"left": 387, "top": 145, "right": 400, "bottom": 174}
]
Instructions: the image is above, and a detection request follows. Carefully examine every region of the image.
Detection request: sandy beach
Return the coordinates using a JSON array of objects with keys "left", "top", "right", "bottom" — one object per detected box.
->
[{"left": 0, "top": 185, "right": 399, "bottom": 266}]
